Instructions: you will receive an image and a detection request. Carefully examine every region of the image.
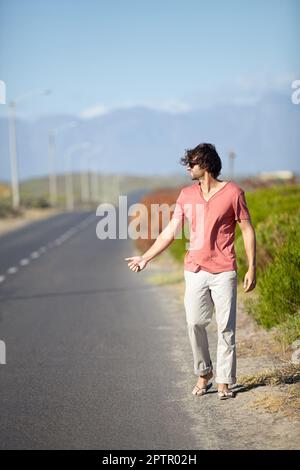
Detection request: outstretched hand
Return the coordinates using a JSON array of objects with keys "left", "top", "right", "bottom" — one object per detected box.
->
[{"left": 124, "top": 256, "right": 148, "bottom": 273}]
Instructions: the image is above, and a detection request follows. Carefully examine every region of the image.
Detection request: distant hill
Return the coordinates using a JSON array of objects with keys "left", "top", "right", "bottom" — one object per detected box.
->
[
  {"left": 0, "top": 92, "right": 299, "bottom": 181},
  {"left": 0, "top": 173, "right": 191, "bottom": 208}
]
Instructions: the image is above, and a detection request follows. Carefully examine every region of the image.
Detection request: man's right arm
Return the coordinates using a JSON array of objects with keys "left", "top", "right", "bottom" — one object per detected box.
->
[
  {"left": 125, "top": 217, "right": 183, "bottom": 272},
  {"left": 143, "top": 217, "right": 183, "bottom": 262}
]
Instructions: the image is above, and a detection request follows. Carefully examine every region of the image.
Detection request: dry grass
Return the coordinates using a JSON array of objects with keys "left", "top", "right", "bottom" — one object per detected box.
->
[
  {"left": 237, "top": 337, "right": 281, "bottom": 358},
  {"left": 236, "top": 286, "right": 291, "bottom": 358},
  {"left": 0, "top": 182, "right": 11, "bottom": 198},
  {"left": 147, "top": 271, "right": 184, "bottom": 286},
  {"left": 250, "top": 384, "right": 300, "bottom": 419},
  {"left": 238, "top": 362, "right": 300, "bottom": 389},
  {"left": 239, "top": 363, "right": 300, "bottom": 420},
  {"left": 0, "top": 207, "right": 62, "bottom": 236}
]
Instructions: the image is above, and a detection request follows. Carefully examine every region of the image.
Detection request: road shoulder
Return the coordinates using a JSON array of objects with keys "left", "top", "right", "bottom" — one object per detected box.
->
[{"left": 0, "top": 208, "right": 65, "bottom": 236}]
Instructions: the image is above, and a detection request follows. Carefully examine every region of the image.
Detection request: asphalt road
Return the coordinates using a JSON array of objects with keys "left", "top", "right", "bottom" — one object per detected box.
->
[{"left": 0, "top": 203, "right": 216, "bottom": 450}]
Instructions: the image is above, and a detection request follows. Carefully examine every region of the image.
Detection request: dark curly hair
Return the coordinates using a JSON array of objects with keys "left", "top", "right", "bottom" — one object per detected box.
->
[{"left": 180, "top": 143, "right": 222, "bottom": 178}]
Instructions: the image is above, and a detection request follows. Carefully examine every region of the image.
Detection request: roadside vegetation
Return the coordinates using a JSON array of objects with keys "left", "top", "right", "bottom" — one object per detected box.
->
[{"left": 235, "top": 185, "right": 300, "bottom": 347}]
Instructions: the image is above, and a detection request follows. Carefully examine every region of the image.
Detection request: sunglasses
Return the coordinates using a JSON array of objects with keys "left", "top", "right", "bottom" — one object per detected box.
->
[{"left": 187, "top": 160, "right": 199, "bottom": 168}]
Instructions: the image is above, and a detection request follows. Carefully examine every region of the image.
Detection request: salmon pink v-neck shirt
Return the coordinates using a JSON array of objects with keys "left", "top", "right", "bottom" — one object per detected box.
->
[{"left": 172, "top": 181, "right": 251, "bottom": 273}]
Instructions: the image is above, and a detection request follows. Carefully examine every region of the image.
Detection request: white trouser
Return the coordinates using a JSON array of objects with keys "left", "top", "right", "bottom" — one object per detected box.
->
[{"left": 184, "top": 269, "right": 237, "bottom": 384}]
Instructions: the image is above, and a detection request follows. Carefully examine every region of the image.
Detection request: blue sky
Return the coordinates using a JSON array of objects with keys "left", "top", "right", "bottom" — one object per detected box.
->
[{"left": 0, "top": 0, "right": 299, "bottom": 117}]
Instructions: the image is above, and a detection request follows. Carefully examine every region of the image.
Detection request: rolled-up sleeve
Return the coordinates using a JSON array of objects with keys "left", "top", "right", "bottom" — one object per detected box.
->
[{"left": 234, "top": 191, "right": 251, "bottom": 221}]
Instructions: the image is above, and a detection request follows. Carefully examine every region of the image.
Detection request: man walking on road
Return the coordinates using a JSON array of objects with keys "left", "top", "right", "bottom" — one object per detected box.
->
[{"left": 125, "top": 143, "right": 256, "bottom": 400}]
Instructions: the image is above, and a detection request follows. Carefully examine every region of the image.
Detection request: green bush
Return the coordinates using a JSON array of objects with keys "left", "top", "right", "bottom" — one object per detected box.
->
[
  {"left": 0, "top": 200, "right": 23, "bottom": 218},
  {"left": 21, "top": 196, "right": 51, "bottom": 209},
  {"left": 236, "top": 187, "right": 300, "bottom": 344},
  {"left": 169, "top": 230, "right": 189, "bottom": 263},
  {"left": 244, "top": 210, "right": 300, "bottom": 331}
]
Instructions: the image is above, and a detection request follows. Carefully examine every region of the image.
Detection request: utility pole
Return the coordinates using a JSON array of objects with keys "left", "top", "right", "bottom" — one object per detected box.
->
[
  {"left": 65, "top": 142, "right": 91, "bottom": 211},
  {"left": 48, "top": 121, "right": 77, "bottom": 207},
  {"left": 80, "top": 167, "right": 90, "bottom": 203},
  {"left": 8, "top": 101, "right": 19, "bottom": 209},
  {"left": 86, "top": 146, "right": 103, "bottom": 204},
  {"left": 8, "top": 88, "right": 51, "bottom": 209},
  {"left": 90, "top": 164, "right": 100, "bottom": 203},
  {"left": 48, "top": 130, "right": 57, "bottom": 207}
]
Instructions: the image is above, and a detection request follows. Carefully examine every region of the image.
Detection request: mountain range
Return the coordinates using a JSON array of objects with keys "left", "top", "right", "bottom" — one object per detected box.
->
[{"left": 0, "top": 92, "right": 299, "bottom": 182}]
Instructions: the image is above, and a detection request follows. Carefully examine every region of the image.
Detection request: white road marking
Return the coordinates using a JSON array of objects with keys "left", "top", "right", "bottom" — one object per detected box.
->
[
  {"left": 2, "top": 213, "right": 95, "bottom": 284},
  {"left": 20, "top": 258, "right": 30, "bottom": 266},
  {"left": 7, "top": 267, "right": 18, "bottom": 274},
  {"left": 58, "top": 233, "right": 71, "bottom": 242}
]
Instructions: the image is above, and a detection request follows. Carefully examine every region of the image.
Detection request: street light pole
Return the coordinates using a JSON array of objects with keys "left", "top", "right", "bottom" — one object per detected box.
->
[
  {"left": 88, "top": 157, "right": 99, "bottom": 203},
  {"left": 65, "top": 142, "right": 91, "bottom": 211},
  {"left": 48, "top": 130, "right": 57, "bottom": 207},
  {"left": 8, "top": 101, "right": 19, "bottom": 209},
  {"left": 80, "top": 157, "right": 90, "bottom": 203},
  {"left": 91, "top": 164, "right": 100, "bottom": 203},
  {"left": 8, "top": 88, "right": 51, "bottom": 209},
  {"left": 114, "top": 173, "right": 121, "bottom": 205},
  {"left": 65, "top": 164, "right": 74, "bottom": 211},
  {"left": 86, "top": 146, "right": 103, "bottom": 204},
  {"left": 48, "top": 121, "right": 77, "bottom": 207}
]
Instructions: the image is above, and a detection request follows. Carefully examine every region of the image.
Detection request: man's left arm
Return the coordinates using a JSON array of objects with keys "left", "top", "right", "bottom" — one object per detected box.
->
[{"left": 237, "top": 219, "right": 256, "bottom": 292}]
